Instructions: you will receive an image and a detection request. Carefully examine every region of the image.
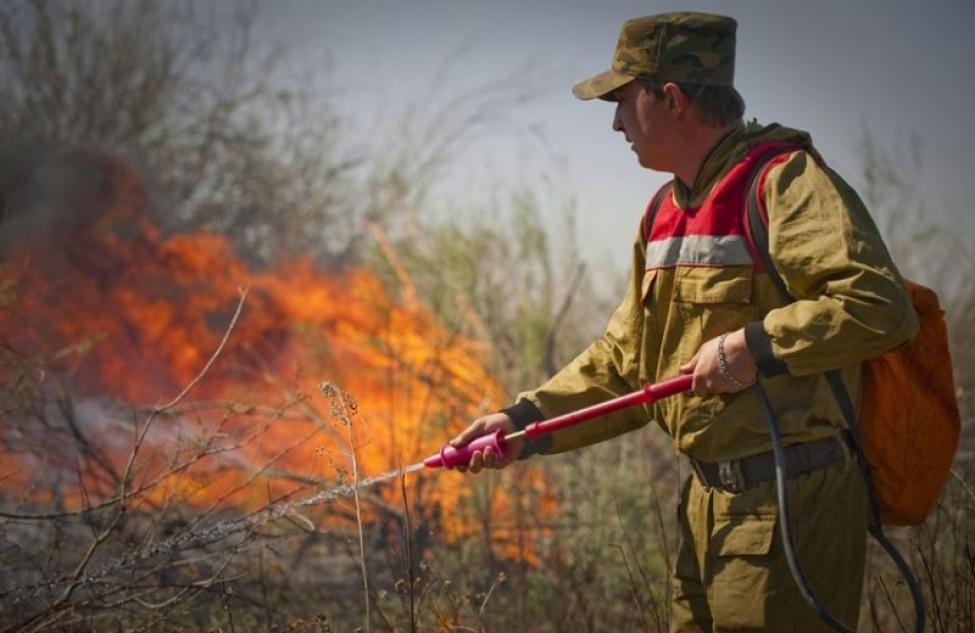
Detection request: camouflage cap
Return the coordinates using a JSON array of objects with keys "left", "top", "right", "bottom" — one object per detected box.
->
[{"left": 572, "top": 12, "right": 737, "bottom": 101}]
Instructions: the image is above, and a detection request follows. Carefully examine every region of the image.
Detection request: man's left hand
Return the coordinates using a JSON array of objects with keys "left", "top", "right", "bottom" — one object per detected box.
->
[{"left": 680, "top": 328, "right": 758, "bottom": 396}]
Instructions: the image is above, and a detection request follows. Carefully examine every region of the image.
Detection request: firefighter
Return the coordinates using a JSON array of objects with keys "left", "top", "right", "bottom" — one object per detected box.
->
[{"left": 451, "top": 12, "right": 918, "bottom": 632}]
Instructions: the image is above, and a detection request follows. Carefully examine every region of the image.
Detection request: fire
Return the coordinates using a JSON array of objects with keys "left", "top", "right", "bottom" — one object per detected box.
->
[{"left": 0, "top": 151, "right": 548, "bottom": 550}]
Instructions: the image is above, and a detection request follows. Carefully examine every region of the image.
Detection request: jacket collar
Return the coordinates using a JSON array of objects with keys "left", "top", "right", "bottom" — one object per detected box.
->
[{"left": 672, "top": 123, "right": 746, "bottom": 209}]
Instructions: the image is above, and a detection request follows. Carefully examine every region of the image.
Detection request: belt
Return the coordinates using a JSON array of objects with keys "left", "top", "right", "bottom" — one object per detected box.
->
[{"left": 689, "top": 434, "right": 849, "bottom": 494}]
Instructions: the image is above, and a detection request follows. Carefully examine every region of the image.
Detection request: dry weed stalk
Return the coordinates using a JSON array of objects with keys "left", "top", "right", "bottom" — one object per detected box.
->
[{"left": 319, "top": 381, "right": 371, "bottom": 633}]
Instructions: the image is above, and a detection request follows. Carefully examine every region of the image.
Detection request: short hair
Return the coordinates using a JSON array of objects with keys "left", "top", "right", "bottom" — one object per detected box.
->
[{"left": 637, "top": 76, "right": 745, "bottom": 128}]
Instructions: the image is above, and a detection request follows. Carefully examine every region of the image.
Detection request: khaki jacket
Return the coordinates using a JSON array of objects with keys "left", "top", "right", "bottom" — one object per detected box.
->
[{"left": 514, "top": 123, "right": 918, "bottom": 462}]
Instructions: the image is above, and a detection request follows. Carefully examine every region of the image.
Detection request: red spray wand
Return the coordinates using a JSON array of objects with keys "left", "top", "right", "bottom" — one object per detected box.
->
[{"left": 423, "top": 375, "right": 693, "bottom": 469}]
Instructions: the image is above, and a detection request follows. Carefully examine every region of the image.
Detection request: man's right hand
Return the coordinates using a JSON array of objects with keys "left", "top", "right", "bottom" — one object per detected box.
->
[{"left": 449, "top": 413, "right": 523, "bottom": 473}]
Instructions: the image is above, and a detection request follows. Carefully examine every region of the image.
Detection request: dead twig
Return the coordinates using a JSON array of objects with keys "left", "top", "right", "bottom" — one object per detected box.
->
[
  {"left": 154, "top": 287, "right": 249, "bottom": 414},
  {"left": 951, "top": 467, "right": 975, "bottom": 506},
  {"left": 543, "top": 262, "right": 586, "bottom": 378},
  {"left": 400, "top": 467, "right": 416, "bottom": 633},
  {"left": 477, "top": 571, "right": 507, "bottom": 622}
]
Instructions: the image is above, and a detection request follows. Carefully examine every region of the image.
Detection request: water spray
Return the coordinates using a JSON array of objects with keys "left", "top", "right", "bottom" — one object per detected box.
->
[{"left": 421, "top": 375, "right": 693, "bottom": 469}]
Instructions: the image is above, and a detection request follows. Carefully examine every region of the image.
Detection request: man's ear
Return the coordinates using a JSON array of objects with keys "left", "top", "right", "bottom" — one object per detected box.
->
[{"left": 662, "top": 82, "right": 689, "bottom": 114}]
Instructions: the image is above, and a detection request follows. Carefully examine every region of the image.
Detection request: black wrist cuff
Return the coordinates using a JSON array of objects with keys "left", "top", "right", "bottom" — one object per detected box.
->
[
  {"left": 519, "top": 435, "right": 553, "bottom": 459},
  {"left": 500, "top": 399, "right": 551, "bottom": 459},
  {"left": 501, "top": 399, "right": 545, "bottom": 430},
  {"left": 744, "top": 321, "right": 789, "bottom": 377}
]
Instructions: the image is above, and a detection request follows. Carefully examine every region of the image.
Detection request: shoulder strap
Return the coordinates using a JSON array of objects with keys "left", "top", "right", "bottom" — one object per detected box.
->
[{"left": 745, "top": 148, "right": 794, "bottom": 300}]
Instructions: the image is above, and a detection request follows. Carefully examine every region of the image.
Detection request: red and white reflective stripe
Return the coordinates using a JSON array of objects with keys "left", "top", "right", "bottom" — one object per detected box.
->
[{"left": 645, "top": 234, "right": 753, "bottom": 269}]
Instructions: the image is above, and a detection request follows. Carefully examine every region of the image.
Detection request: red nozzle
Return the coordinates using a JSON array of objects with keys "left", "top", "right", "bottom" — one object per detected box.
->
[{"left": 423, "top": 428, "right": 510, "bottom": 469}]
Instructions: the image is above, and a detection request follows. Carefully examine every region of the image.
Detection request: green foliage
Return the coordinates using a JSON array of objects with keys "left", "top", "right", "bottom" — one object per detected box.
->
[{"left": 368, "top": 189, "right": 611, "bottom": 395}]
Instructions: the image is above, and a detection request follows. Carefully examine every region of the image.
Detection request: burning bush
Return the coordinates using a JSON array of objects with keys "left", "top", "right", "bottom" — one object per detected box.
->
[{"left": 0, "top": 144, "right": 566, "bottom": 631}]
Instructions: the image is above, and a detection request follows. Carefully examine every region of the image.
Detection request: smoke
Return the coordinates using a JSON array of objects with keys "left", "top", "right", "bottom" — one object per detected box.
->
[{"left": 0, "top": 143, "right": 150, "bottom": 273}]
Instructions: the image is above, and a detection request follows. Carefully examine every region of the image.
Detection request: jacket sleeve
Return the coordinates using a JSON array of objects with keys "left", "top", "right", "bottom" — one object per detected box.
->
[
  {"left": 745, "top": 151, "right": 919, "bottom": 377},
  {"left": 509, "top": 232, "right": 650, "bottom": 455}
]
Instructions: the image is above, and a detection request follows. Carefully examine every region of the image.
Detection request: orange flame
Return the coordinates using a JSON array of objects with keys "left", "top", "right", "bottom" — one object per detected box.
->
[{"left": 0, "top": 153, "right": 552, "bottom": 550}]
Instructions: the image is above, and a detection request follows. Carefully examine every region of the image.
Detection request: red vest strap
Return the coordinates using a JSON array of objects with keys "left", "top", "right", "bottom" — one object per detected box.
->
[
  {"left": 641, "top": 181, "right": 674, "bottom": 243},
  {"left": 640, "top": 141, "right": 803, "bottom": 271}
]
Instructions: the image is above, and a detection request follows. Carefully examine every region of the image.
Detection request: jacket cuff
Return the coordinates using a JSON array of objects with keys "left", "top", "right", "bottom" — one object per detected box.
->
[
  {"left": 500, "top": 399, "right": 552, "bottom": 459},
  {"left": 744, "top": 321, "right": 789, "bottom": 377},
  {"left": 501, "top": 398, "right": 545, "bottom": 429}
]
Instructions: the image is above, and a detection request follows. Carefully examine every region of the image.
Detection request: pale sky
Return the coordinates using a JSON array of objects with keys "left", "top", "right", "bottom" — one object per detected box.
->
[{"left": 256, "top": 0, "right": 975, "bottom": 273}]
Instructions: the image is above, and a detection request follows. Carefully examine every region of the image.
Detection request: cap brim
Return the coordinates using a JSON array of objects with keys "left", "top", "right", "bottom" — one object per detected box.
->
[{"left": 571, "top": 68, "right": 635, "bottom": 101}]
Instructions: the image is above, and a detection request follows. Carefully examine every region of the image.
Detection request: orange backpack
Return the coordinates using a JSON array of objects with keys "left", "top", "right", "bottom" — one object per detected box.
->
[
  {"left": 857, "top": 280, "right": 961, "bottom": 524},
  {"left": 746, "top": 149, "right": 961, "bottom": 526}
]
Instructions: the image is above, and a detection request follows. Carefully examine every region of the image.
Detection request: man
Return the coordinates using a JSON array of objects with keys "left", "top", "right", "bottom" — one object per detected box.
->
[{"left": 451, "top": 12, "right": 918, "bottom": 632}]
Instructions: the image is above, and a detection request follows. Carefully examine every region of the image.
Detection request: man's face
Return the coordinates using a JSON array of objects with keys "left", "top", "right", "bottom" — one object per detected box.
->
[{"left": 611, "top": 81, "right": 673, "bottom": 171}]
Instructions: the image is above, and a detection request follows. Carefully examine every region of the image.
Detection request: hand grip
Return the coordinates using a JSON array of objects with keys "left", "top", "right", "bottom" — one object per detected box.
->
[{"left": 423, "top": 429, "right": 510, "bottom": 469}]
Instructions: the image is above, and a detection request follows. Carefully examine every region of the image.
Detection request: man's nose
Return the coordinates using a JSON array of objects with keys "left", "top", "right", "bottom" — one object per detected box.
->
[{"left": 612, "top": 104, "right": 623, "bottom": 132}]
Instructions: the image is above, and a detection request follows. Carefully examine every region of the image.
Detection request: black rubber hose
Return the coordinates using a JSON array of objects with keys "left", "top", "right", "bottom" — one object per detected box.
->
[
  {"left": 868, "top": 526, "right": 925, "bottom": 633},
  {"left": 752, "top": 380, "right": 856, "bottom": 633}
]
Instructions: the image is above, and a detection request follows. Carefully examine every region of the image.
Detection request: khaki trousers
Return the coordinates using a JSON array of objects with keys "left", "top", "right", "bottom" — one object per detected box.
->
[{"left": 671, "top": 450, "right": 869, "bottom": 632}]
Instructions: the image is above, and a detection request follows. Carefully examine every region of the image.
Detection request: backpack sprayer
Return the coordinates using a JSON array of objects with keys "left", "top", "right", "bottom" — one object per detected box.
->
[{"left": 422, "top": 374, "right": 925, "bottom": 633}]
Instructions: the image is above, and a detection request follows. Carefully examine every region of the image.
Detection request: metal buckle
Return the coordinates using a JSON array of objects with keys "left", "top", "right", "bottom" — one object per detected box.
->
[{"left": 718, "top": 460, "right": 744, "bottom": 494}]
